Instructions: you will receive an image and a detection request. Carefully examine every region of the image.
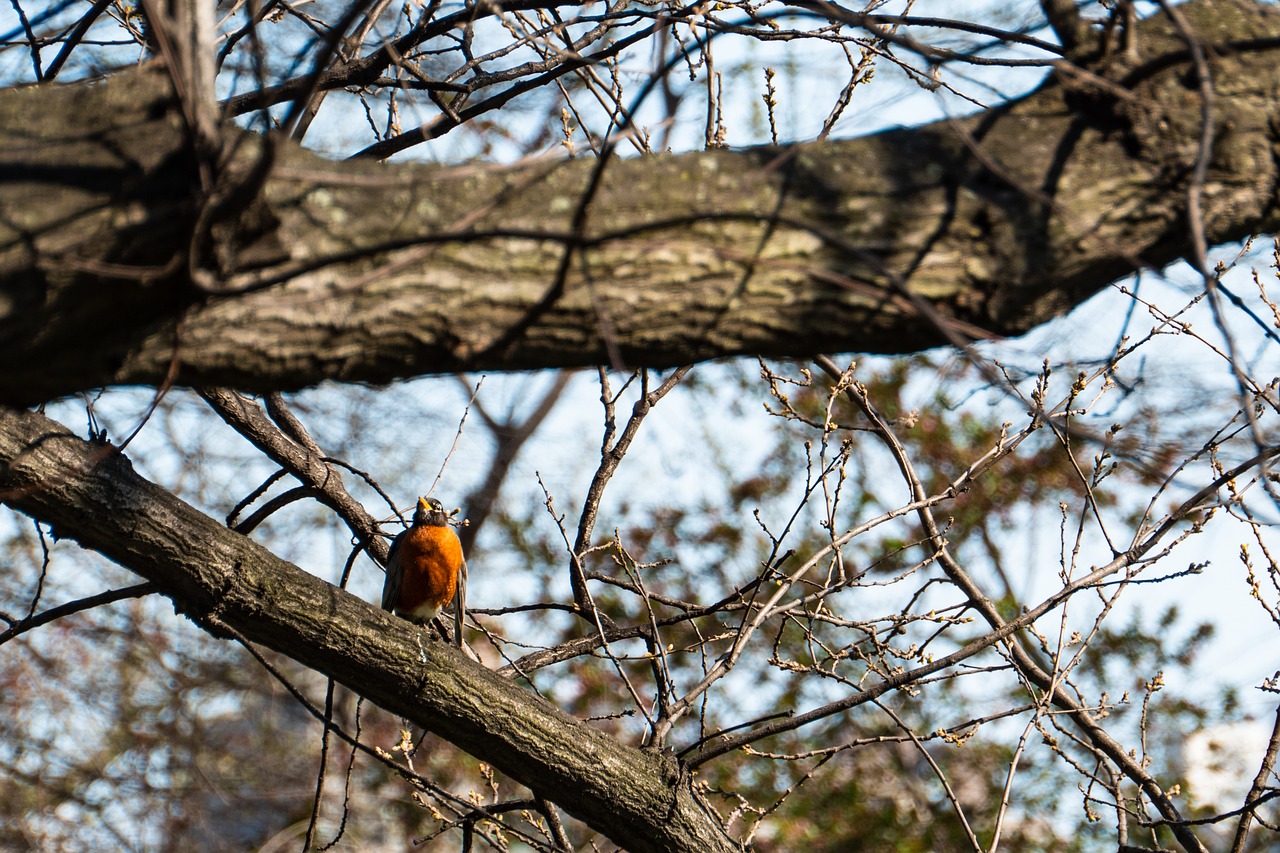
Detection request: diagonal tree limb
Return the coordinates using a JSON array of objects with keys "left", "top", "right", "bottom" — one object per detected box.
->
[{"left": 0, "top": 405, "right": 740, "bottom": 853}]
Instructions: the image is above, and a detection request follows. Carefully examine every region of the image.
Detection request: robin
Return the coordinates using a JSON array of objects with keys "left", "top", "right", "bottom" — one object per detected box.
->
[{"left": 382, "top": 496, "right": 466, "bottom": 646}]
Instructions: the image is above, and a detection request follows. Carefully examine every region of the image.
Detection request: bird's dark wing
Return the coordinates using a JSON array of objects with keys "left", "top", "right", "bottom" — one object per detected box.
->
[
  {"left": 452, "top": 556, "right": 467, "bottom": 647},
  {"left": 381, "top": 530, "right": 407, "bottom": 612}
]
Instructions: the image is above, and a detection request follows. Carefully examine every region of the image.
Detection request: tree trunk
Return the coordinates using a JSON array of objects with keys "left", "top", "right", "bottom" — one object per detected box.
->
[{"left": 0, "top": 1, "right": 1276, "bottom": 405}]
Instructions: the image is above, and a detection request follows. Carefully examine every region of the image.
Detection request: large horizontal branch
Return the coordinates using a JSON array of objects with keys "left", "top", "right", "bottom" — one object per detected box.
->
[
  {"left": 1, "top": 0, "right": 1278, "bottom": 405},
  {"left": 0, "top": 406, "right": 740, "bottom": 853}
]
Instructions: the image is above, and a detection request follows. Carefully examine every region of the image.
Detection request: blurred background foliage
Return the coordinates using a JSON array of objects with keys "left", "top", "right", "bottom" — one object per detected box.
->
[{"left": 2, "top": 341, "right": 1262, "bottom": 850}]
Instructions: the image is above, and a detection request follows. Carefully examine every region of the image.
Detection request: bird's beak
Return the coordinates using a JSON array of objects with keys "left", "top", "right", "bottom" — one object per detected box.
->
[{"left": 417, "top": 496, "right": 430, "bottom": 512}]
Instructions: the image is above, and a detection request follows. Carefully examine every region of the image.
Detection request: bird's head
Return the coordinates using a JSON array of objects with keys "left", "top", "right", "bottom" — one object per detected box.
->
[{"left": 413, "top": 496, "right": 449, "bottom": 526}]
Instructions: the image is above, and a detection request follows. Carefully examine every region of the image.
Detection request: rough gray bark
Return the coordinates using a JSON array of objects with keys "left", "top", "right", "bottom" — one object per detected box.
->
[
  {"left": 0, "top": 0, "right": 1277, "bottom": 405},
  {"left": 0, "top": 405, "right": 741, "bottom": 853}
]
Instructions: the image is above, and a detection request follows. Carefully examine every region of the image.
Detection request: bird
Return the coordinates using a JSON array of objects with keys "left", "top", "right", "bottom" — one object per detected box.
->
[{"left": 381, "top": 496, "right": 466, "bottom": 646}]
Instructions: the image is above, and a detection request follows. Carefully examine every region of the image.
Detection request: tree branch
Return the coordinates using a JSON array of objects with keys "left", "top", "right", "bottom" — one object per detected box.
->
[
  {"left": 0, "top": 406, "right": 739, "bottom": 853},
  {"left": 1, "top": 0, "right": 1277, "bottom": 405}
]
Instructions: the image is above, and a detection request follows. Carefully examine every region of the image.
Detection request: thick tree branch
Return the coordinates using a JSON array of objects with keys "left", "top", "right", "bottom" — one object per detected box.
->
[
  {"left": 0, "top": 406, "right": 739, "bottom": 853},
  {"left": 0, "top": 1, "right": 1278, "bottom": 406}
]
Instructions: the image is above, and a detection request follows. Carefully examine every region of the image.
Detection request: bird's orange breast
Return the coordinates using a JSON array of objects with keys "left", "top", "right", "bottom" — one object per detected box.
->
[{"left": 393, "top": 524, "right": 462, "bottom": 621}]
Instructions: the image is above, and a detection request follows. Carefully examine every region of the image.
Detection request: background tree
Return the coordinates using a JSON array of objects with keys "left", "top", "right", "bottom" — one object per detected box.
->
[{"left": 3, "top": 1, "right": 1280, "bottom": 851}]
